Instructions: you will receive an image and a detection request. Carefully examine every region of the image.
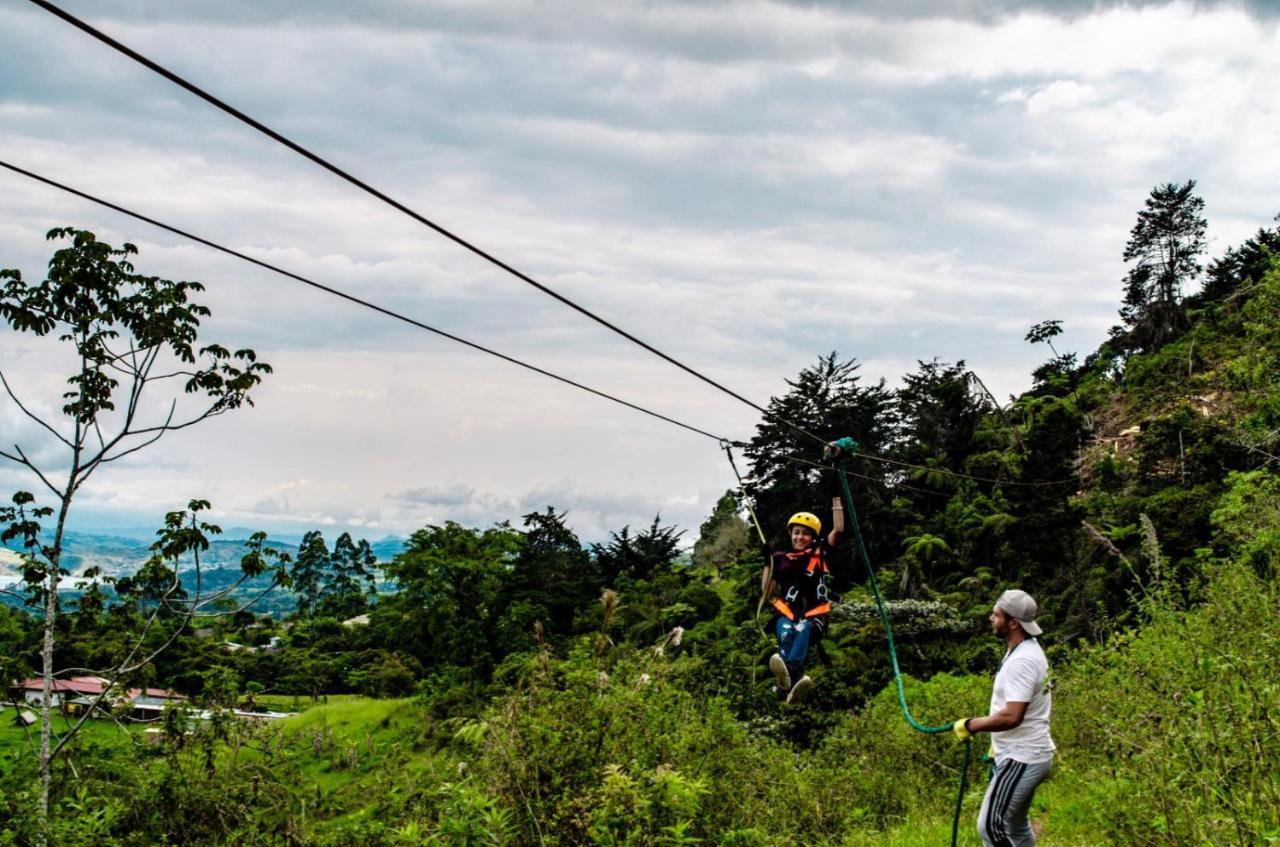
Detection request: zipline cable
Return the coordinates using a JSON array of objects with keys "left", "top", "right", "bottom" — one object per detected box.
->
[
  {"left": 27, "top": 0, "right": 829, "bottom": 451},
  {"left": 27, "top": 0, "right": 1087, "bottom": 494},
  {"left": 0, "top": 158, "right": 730, "bottom": 445},
  {"left": 4, "top": 155, "right": 1078, "bottom": 513},
  {"left": 721, "top": 443, "right": 769, "bottom": 548}
]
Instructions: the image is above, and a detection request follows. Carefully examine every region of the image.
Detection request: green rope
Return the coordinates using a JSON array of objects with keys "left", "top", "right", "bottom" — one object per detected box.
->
[{"left": 831, "top": 441, "right": 973, "bottom": 847}]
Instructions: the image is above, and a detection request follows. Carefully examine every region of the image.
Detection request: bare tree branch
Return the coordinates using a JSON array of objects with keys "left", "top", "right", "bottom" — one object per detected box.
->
[
  {"left": 49, "top": 605, "right": 189, "bottom": 760},
  {"left": 168, "top": 575, "right": 284, "bottom": 619},
  {"left": 6, "top": 445, "right": 63, "bottom": 499},
  {"left": 76, "top": 399, "right": 177, "bottom": 485},
  {"left": 93, "top": 426, "right": 169, "bottom": 467},
  {"left": 1, "top": 585, "right": 38, "bottom": 606},
  {"left": 0, "top": 370, "right": 72, "bottom": 449}
]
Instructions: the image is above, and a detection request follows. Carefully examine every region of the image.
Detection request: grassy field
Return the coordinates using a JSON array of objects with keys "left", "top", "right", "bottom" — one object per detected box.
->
[
  {"left": 251, "top": 692, "right": 367, "bottom": 713},
  {"left": 0, "top": 705, "right": 141, "bottom": 766}
]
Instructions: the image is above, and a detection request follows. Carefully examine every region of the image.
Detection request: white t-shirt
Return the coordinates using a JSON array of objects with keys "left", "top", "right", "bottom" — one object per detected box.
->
[{"left": 990, "top": 638, "right": 1055, "bottom": 764}]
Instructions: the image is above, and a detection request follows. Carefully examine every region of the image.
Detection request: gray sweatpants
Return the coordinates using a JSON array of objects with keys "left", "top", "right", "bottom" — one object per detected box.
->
[{"left": 977, "top": 757, "right": 1052, "bottom": 847}]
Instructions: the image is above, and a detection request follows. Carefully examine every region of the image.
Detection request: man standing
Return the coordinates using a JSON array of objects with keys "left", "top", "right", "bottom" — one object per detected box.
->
[{"left": 953, "top": 589, "right": 1055, "bottom": 847}]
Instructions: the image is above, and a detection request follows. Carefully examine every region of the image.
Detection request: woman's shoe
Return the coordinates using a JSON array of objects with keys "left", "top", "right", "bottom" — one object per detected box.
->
[
  {"left": 786, "top": 675, "right": 813, "bottom": 705},
  {"left": 768, "top": 653, "right": 791, "bottom": 692}
]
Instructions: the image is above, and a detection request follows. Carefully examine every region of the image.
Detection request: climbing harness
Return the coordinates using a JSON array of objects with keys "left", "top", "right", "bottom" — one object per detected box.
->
[
  {"left": 770, "top": 545, "right": 832, "bottom": 624},
  {"left": 770, "top": 597, "right": 831, "bottom": 622}
]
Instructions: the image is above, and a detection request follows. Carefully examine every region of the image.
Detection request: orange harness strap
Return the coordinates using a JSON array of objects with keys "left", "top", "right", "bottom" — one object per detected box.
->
[
  {"left": 803, "top": 602, "right": 831, "bottom": 618},
  {"left": 790, "top": 550, "right": 828, "bottom": 575},
  {"left": 772, "top": 598, "right": 831, "bottom": 621}
]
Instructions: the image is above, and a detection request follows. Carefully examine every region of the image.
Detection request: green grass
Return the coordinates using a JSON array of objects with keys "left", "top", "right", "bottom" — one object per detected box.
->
[
  {"left": 251, "top": 692, "right": 366, "bottom": 712},
  {"left": 0, "top": 706, "right": 142, "bottom": 771},
  {"left": 245, "top": 697, "right": 443, "bottom": 814}
]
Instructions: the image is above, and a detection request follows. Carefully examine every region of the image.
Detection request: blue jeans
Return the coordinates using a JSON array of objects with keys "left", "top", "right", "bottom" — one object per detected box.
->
[{"left": 775, "top": 616, "right": 812, "bottom": 679}]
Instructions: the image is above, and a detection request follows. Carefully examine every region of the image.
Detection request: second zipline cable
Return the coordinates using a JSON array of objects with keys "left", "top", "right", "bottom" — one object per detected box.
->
[
  {"left": 0, "top": 159, "right": 727, "bottom": 444},
  {"left": 27, "top": 0, "right": 828, "bottom": 451}
]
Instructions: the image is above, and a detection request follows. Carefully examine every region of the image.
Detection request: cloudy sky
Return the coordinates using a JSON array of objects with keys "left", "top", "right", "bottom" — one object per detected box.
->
[{"left": 1, "top": 0, "right": 1277, "bottom": 545}]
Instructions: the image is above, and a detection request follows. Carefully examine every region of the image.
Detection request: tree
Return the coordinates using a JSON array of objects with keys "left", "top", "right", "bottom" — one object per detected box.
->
[
  {"left": 593, "top": 516, "right": 685, "bottom": 584},
  {"left": 1196, "top": 214, "right": 1280, "bottom": 304},
  {"left": 743, "top": 353, "right": 897, "bottom": 577},
  {"left": 1115, "top": 180, "right": 1207, "bottom": 352},
  {"left": 1025, "top": 321, "right": 1078, "bottom": 396},
  {"left": 895, "top": 359, "right": 991, "bottom": 477},
  {"left": 1024, "top": 320, "right": 1064, "bottom": 357},
  {"left": 321, "top": 532, "right": 371, "bottom": 619},
  {"left": 291, "top": 531, "right": 330, "bottom": 618},
  {"left": 377, "top": 521, "right": 520, "bottom": 673},
  {"left": 690, "top": 491, "right": 751, "bottom": 572},
  {"left": 499, "top": 508, "right": 597, "bottom": 638},
  {"left": 899, "top": 532, "right": 951, "bottom": 595},
  {"left": 0, "top": 228, "right": 275, "bottom": 838}
]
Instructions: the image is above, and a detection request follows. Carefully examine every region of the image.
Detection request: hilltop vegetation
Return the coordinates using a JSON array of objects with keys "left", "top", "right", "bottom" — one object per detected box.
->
[{"left": 1, "top": 188, "right": 1278, "bottom": 845}]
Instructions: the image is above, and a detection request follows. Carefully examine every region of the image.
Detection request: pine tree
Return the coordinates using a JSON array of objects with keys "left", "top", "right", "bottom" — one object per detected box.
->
[
  {"left": 321, "top": 532, "right": 369, "bottom": 618},
  {"left": 500, "top": 507, "right": 597, "bottom": 637},
  {"left": 743, "top": 353, "right": 897, "bottom": 580},
  {"left": 1197, "top": 215, "right": 1280, "bottom": 304},
  {"left": 291, "top": 531, "right": 329, "bottom": 618},
  {"left": 1115, "top": 180, "right": 1207, "bottom": 352},
  {"left": 594, "top": 516, "right": 684, "bottom": 583}
]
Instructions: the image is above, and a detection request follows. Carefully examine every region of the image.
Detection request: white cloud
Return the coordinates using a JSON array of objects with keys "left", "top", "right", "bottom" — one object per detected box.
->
[
  {"left": 1025, "top": 80, "right": 1099, "bottom": 115},
  {"left": 2, "top": 0, "right": 1278, "bottom": 538}
]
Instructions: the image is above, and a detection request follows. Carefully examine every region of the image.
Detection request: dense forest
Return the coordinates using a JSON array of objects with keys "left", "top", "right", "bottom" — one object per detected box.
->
[{"left": 1, "top": 183, "right": 1277, "bottom": 845}]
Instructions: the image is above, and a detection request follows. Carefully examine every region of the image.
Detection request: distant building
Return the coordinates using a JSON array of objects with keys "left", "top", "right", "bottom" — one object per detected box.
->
[
  {"left": 11, "top": 676, "right": 184, "bottom": 717},
  {"left": 220, "top": 636, "right": 281, "bottom": 654}
]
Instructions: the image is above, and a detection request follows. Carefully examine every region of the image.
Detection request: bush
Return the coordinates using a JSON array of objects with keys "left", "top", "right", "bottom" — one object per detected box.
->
[{"left": 1053, "top": 561, "right": 1280, "bottom": 845}]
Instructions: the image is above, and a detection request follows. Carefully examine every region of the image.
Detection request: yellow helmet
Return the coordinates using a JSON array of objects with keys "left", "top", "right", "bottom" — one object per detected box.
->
[{"left": 787, "top": 512, "right": 822, "bottom": 535}]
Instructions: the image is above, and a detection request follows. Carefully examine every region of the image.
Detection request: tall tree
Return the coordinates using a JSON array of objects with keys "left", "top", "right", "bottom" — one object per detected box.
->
[
  {"left": 895, "top": 359, "right": 991, "bottom": 477},
  {"left": 0, "top": 228, "right": 273, "bottom": 838},
  {"left": 593, "top": 516, "right": 685, "bottom": 584},
  {"left": 1115, "top": 180, "right": 1207, "bottom": 352},
  {"left": 321, "top": 532, "right": 372, "bottom": 618},
  {"left": 691, "top": 491, "right": 751, "bottom": 572},
  {"left": 291, "top": 531, "right": 330, "bottom": 619},
  {"left": 1196, "top": 214, "right": 1280, "bottom": 304},
  {"left": 356, "top": 538, "right": 379, "bottom": 596},
  {"left": 500, "top": 507, "right": 597, "bottom": 638},
  {"left": 744, "top": 353, "right": 897, "bottom": 579}
]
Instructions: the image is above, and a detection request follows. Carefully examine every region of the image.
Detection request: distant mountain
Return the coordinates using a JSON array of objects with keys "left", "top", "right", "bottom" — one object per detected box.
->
[{"left": 1, "top": 530, "right": 404, "bottom": 581}]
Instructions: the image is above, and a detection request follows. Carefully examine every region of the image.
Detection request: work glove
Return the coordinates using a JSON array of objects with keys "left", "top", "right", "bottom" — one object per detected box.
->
[{"left": 953, "top": 718, "right": 972, "bottom": 741}]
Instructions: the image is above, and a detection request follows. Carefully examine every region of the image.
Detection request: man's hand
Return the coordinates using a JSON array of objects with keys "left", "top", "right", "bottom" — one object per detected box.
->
[{"left": 953, "top": 718, "right": 972, "bottom": 741}]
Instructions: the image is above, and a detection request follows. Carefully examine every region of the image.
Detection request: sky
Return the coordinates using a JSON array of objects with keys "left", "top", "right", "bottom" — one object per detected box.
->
[{"left": 1, "top": 0, "right": 1278, "bottom": 545}]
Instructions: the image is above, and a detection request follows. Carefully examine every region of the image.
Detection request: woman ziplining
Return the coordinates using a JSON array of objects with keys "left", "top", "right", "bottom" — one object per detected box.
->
[{"left": 762, "top": 502, "right": 844, "bottom": 704}]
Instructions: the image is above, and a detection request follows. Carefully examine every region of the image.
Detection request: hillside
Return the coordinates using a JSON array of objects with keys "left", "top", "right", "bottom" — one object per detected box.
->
[{"left": 1, "top": 210, "right": 1277, "bottom": 845}]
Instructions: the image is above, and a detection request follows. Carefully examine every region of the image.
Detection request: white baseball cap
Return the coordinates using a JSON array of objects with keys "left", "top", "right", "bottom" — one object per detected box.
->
[{"left": 997, "top": 589, "right": 1043, "bottom": 636}]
